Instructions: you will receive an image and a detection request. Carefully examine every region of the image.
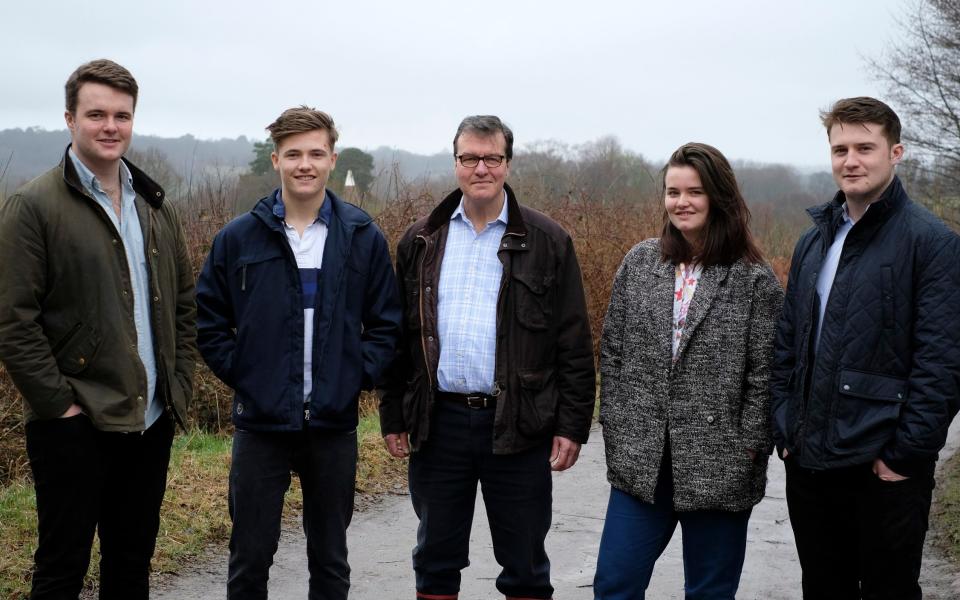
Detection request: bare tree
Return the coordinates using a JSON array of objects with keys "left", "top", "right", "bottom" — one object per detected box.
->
[{"left": 870, "top": 0, "right": 960, "bottom": 189}]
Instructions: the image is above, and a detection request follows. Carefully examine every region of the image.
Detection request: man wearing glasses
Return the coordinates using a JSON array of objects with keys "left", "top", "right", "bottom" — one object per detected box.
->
[{"left": 379, "top": 115, "right": 596, "bottom": 600}]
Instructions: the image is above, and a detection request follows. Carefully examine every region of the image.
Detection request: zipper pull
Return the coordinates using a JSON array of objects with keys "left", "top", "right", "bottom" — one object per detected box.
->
[
  {"left": 241, "top": 265, "right": 247, "bottom": 291},
  {"left": 304, "top": 407, "right": 310, "bottom": 422}
]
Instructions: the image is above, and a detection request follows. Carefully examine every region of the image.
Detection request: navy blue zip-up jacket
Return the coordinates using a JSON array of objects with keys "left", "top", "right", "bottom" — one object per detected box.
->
[
  {"left": 770, "top": 177, "right": 960, "bottom": 476},
  {"left": 196, "top": 189, "right": 402, "bottom": 432}
]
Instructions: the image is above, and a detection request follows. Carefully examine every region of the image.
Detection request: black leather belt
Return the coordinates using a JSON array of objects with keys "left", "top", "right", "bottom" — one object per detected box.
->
[{"left": 436, "top": 390, "right": 497, "bottom": 409}]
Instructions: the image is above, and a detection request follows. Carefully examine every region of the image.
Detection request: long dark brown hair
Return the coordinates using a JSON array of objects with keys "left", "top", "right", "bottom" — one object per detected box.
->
[{"left": 659, "top": 142, "right": 763, "bottom": 267}]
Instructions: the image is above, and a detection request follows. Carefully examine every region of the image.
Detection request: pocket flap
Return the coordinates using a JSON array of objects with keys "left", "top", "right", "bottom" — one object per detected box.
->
[
  {"left": 837, "top": 369, "right": 907, "bottom": 403},
  {"left": 518, "top": 368, "right": 554, "bottom": 390},
  {"left": 513, "top": 271, "right": 554, "bottom": 295}
]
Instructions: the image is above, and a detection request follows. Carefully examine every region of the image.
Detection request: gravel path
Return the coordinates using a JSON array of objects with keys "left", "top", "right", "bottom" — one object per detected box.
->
[{"left": 154, "top": 420, "right": 960, "bottom": 599}]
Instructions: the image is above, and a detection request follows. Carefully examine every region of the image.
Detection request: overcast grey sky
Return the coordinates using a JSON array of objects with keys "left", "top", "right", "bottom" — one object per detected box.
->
[{"left": 0, "top": 0, "right": 908, "bottom": 168}]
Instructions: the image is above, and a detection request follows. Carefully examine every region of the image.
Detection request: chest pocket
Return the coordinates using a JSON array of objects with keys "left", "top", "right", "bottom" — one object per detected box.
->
[{"left": 513, "top": 271, "right": 554, "bottom": 331}]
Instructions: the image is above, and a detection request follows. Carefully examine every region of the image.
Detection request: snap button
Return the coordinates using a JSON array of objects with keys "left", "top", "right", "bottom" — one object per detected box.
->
[
  {"left": 78, "top": 357, "right": 86, "bottom": 366},
  {"left": 428, "top": 335, "right": 434, "bottom": 342},
  {"left": 425, "top": 286, "right": 431, "bottom": 293},
  {"left": 153, "top": 296, "right": 160, "bottom": 302},
  {"left": 897, "top": 392, "right": 903, "bottom": 399},
  {"left": 843, "top": 384, "right": 851, "bottom": 391},
  {"left": 237, "top": 403, "right": 244, "bottom": 414},
  {"left": 706, "top": 415, "right": 715, "bottom": 424},
  {"left": 112, "top": 239, "right": 119, "bottom": 245},
  {"left": 152, "top": 248, "right": 159, "bottom": 255},
  {"left": 521, "top": 243, "right": 526, "bottom": 248},
  {"left": 137, "top": 395, "right": 144, "bottom": 402},
  {"left": 155, "top": 191, "right": 162, "bottom": 197}
]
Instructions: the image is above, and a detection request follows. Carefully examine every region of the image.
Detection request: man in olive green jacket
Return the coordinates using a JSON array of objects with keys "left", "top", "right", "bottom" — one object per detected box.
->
[{"left": 0, "top": 60, "right": 196, "bottom": 599}]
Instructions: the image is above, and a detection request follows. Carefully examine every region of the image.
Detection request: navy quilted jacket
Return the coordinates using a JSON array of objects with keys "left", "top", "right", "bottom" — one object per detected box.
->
[{"left": 770, "top": 177, "right": 960, "bottom": 475}]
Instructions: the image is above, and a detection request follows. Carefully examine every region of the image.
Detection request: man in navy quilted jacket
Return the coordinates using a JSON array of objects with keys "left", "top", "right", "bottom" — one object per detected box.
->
[
  {"left": 770, "top": 97, "right": 960, "bottom": 599},
  {"left": 196, "top": 106, "right": 402, "bottom": 600}
]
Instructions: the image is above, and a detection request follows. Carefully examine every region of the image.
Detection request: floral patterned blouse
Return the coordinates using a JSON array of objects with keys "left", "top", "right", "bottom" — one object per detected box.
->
[{"left": 672, "top": 262, "right": 703, "bottom": 360}]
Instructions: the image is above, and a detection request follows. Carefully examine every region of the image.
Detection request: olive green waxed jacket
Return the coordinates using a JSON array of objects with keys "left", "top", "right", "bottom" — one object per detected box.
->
[{"left": 0, "top": 148, "right": 196, "bottom": 431}]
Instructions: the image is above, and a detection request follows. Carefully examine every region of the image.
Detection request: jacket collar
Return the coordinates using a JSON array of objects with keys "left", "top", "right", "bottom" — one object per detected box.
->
[
  {"left": 420, "top": 182, "right": 526, "bottom": 238},
  {"left": 807, "top": 175, "right": 907, "bottom": 234},
  {"left": 251, "top": 187, "right": 368, "bottom": 233},
  {"left": 60, "top": 145, "right": 165, "bottom": 208}
]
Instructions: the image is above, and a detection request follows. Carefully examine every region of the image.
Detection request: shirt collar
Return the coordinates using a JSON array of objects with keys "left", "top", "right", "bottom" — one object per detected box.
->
[
  {"left": 451, "top": 189, "right": 509, "bottom": 227},
  {"left": 840, "top": 201, "right": 871, "bottom": 225},
  {"left": 68, "top": 146, "right": 133, "bottom": 196},
  {"left": 272, "top": 189, "right": 332, "bottom": 225}
]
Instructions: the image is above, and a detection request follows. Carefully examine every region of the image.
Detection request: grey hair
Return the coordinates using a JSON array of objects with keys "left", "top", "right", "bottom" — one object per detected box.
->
[{"left": 453, "top": 115, "right": 514, "bottom": 160}]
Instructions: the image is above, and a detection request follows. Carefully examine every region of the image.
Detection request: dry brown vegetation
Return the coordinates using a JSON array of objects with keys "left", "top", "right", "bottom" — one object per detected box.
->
[{"left": 0, "top": 156, "right": 802, "bottom": 484}]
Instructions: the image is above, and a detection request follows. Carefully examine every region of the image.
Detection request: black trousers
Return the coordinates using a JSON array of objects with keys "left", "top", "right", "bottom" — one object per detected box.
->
[
  {"left": 408, "top": 400, "right": 554, "bottom": 599},
  {"left": 25, "top": 412, "right": 174, "bottom": 600},
  {"left": 785, "top": 460, "right": 934, "bottom": 600},
  {"left": 227, "top": 427, "right": 358, "bottom": 600}
]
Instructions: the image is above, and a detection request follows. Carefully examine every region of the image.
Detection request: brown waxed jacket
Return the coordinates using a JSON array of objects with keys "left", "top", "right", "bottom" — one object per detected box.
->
[
  {"left": 379, "top": 183, "right": 596, "bottom": 454},
  {"left": 0, "top": 147, "right": 196, "bottom": 431}
]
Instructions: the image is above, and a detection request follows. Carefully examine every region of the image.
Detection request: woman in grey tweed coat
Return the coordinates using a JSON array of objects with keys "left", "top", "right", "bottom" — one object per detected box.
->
[{"left": 593, "top": 143, "right": 784, "bottom": 600}]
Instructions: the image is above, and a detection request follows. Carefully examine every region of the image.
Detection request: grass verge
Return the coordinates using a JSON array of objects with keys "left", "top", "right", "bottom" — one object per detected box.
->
[{"left": 932, "top": 448, "right": 960, "bottom": 564}]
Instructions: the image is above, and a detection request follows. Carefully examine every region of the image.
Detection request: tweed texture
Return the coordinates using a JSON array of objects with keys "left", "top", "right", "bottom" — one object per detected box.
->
[{"left": 599, "top": 238, "right": 784, "bottom": 512}]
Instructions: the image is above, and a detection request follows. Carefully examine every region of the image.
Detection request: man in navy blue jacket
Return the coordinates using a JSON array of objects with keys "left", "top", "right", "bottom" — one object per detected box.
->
[
  {"left": 770, "top": 97, "right": 960, "bottom": 599},
  {"left": 196, "top": 106, "right": 402, "bottom": 600}
]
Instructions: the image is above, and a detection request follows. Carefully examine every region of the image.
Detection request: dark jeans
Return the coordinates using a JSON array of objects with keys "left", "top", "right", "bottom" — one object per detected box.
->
[
  {"left": 593, "top": 460, "right": 752, "bottom": 600},
  {"left": 227, "top": 427, "right": 358, "bottom": 600},
  {"left": 785, "top": 460, "right": 934, "bottom": 600},
  {"left": 409, "top": 400, "right": 554, "bottom": 600},
  {"left": 25, "top": 412, "right": 174, "bottom": 600}
]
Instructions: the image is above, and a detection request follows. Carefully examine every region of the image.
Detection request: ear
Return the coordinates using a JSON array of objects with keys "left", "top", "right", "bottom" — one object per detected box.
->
[
  {"left": 271, "top": 151, "right": 280, "bottom": 172},
  {"left": 891, "top": 143, "right": 905, "bottom": 164},
  {"left": 330, "top": 152, "right": 338, "bottom": 171},
  {"left": 64, "top": 111, "right": 75, "bottom": 133}
]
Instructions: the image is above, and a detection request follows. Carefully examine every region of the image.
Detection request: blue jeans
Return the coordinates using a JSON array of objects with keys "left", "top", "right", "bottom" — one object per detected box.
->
[
  {"left": 227, "top": 427, "right": 358, "bottom": 600},
  {"left": 409, "top": 400, "right": 554, "bottom": 599},
  {"left": 594, "top": 463, "right": 751, "bottom": 600}
]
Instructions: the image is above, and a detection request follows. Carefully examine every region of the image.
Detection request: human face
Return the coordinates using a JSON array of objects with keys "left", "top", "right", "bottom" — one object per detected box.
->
[
  {"left": 664, "top": 165, "right": 710, "bottom": 246},
  {"left": 271, "top": 129, "right": 338, "bottom": 203},
  {"left": 829, "top": 122, "right": 903, "bottom": 204},
  {"left": 64, "top": 82, "right": 134, "bottom": 173},
  {"left": 454, "top": 131, "right": 510, "bottom": 207}
]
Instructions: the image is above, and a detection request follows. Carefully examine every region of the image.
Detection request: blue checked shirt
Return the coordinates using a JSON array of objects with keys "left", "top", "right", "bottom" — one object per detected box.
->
[{"left": 436, "top": 193, "right": 508, "bottom": 394}]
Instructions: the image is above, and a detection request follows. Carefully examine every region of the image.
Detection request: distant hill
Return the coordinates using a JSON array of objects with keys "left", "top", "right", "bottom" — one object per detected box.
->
[
  {"left": 0, "top": 127, "right": 256, "bottom": 190},
  {"left": 0, "top": 129, "right": 454, "bottom": 193}
]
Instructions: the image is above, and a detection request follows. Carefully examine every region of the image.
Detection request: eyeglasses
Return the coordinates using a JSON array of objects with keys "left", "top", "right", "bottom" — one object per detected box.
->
[{"left": 456, "top": 154, "right": 506, "bottom": 168}]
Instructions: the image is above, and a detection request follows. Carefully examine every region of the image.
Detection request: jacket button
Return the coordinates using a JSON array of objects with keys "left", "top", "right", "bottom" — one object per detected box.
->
[
  {"left": 237, "top": 403, "right": 244, "bottom": 414},
  {"left": 843, "top": 384, "right": 851, "bottom": 391},
  {"left": 428, "top": 335, "right": 434, "bottom": 342},
  {"left": 152, "top": 248, "right": 159, "bottom": 255},
  {"left": 706, "top": 415, "right": 715, "bottom": 424},
  {"left": 78, "top": 357, "right": 86, "bottom": 366},
  {"left": 425, "top": 286, "right": 431, "bottom": 293},
  {"left": 112, "top": 239, "right": 119, "bottom": 245},
  {"left": 137, "top": 395, "right": 144, "bottom": 403},
  {"left": 521, "top": 243, "right": 526, "bottom": 248},
  {"left": 897, "top": 392, "right": 903, "bottom": 399},
  {"left": 153, "top": 296, "right": 160, "bottom": 302}
]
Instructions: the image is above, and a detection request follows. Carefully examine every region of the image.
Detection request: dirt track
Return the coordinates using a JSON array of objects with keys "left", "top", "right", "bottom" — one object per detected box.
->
[{"left": 154, "top": 421, "right": 960, "bottom": 599}]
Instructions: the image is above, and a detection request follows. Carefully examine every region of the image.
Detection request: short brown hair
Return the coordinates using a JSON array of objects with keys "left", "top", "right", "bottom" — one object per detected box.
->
[
  {"left": 266, "top": 106, "right": 339, "bottom": 150},
  {"left": 65, "top": 59, "right": 139, "bottom": 114},
  {"left": 453, "top": 115, "right": 514, "bottom": 160},
  {"left": 660, "top": 142, "right": 763, "bottom": 268},
  {"left": 820, "top": 97, "right": 901, "bottom": 146}
]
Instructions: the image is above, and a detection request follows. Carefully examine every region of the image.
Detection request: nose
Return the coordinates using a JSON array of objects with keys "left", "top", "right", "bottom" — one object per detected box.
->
[
  {"left": 102, "top": 116, "right": 118, "bottom": 132},
  {"left": 297, "top": 155, "right": 312, "bottom": 170},
  {"left": 474, "top": 160, "right": 490, "bottom": 175}
]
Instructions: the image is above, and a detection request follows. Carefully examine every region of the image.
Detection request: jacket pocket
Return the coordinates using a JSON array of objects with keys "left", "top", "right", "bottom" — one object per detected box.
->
[
  {"left": 830, "top": 368, "right": 907, "bottom": 452},
  {"left": 516, "top": 367, "right": 557, "bottom": 437},
  {"left": 53, "top": 323, "right": 102, "bottom": 375},
  {"left": 513, "top": 271, "right": 554, "bottom": 331}
]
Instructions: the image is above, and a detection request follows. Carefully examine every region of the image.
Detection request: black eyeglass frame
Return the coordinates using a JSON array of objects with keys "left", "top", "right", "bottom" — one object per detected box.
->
[{"left": 456, "top": 154, "right": 507, "bottom": 168}]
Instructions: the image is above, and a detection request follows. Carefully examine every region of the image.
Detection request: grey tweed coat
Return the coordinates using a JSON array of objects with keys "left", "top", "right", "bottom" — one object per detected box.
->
[{"left": 599, "top": 239, "right": 784, "bottom": 512}]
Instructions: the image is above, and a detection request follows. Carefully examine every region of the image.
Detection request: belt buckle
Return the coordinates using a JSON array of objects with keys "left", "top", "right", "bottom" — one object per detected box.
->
[{"left": 465, "top": 395, "right": 487, "bottom": 409}]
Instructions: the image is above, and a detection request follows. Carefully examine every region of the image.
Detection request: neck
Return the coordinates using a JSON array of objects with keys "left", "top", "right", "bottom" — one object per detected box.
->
[
  {"left": 76, "top": 153, "right": 122, "bottom": 190},
  {"left": 462, "top": 191, "right": 505, "bottom": 233},
  {"left": 282, "top": 188, "right": 326, "bottom": 228}
]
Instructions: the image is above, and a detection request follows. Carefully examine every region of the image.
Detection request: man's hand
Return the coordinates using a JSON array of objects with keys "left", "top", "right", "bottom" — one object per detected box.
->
[
  {"left": 59, "top": 403, "right": 84, "bottom": 418},
  {"left": 384, "top": 432, "right": 410, "bottom": 458},
  {"left": 781, "top": 448, "right": 790, "bottom": 460},
  {"left": 550, "top": 436, "right": 581, "bottom": 471},
  {"left": 746, "top": 449, "right": 757, "bottom": 462},
  {"left": 873, "top": 458, "right": 908, "bottom": 482}
]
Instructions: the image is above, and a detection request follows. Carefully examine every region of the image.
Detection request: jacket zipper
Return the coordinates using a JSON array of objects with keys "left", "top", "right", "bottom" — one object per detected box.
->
[{"left": 416, "top": 234, "right": 434, "bottom": 391}]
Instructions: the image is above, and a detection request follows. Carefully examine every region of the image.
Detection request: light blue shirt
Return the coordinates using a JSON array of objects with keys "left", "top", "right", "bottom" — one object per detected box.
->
[
  {"left": 814, "top": 203, "right": 867, "bottom": 350},
  {"left": 69, "top": 149, "right": 159, "bottom": 428},
  {"left": 436, "top": 192, "right": 509, "bottom": 394}
]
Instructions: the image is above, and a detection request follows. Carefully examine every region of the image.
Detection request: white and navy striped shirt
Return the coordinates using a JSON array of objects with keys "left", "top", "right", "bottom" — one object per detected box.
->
[{"left": 273, "top": 193, "right": 330, "bottom": 401}]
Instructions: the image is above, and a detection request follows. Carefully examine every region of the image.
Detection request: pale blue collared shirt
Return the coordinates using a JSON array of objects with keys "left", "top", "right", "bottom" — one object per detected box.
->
[
  {"left": 69, "top": 148, "right": 159, "bottom": 428},
  {"left": 815, "top": 202, "right": 869, "bottom": 350},
  {"left": 436, "top": 191, "right": 508, "bottom": 394}
]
